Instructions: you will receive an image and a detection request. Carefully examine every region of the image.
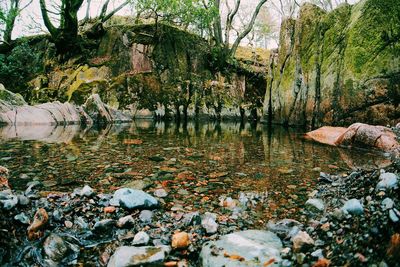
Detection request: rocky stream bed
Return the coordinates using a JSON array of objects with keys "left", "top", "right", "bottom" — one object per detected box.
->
[{"left": 0, "top": 157, "right": 399, "bottom": 266}]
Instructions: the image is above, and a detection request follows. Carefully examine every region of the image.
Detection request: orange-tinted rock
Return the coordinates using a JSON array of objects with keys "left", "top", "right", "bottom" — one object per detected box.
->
[
  {"left": 312, "top": 258, "right": 331, "bottom": 267},
  {"left": 0, "top": 166, "right": 9, "bottom": 176},
  {"left": 104, "top": 206, "right": 116, "bottom": 213},
  {"left": 171, "top": 232, "right": 190, "bottom": 249},
  {"left": 387, "top": 233, "right": 400, "bottom": 262},
  {"left": 27, "top": 208, "right": 49, "bottom": 240},
  {"left": 0, "top": 166, "right": 10, "bottom": 189},
  {"left": 305, "top": 123, "right": 400, "bottom": 155},
  {"left": 335, "top": 123, "right": 400, "bottom": 154},
  {"left": 0, "top": 176, "right": 10, "bottom": 190},
  {"left": 304, "top": 126, "right": 347, "bottom": 146}
]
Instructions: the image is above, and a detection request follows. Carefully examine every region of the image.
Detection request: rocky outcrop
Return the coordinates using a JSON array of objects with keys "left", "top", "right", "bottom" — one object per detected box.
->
[
  {"left": 305, "top": 123, "right": 400, "bottom": 155},
  {"left": 263, "top": 0, "right": 400, "bottom": 127},
  {"left": 0, "top": 86, "right": 131, "bottom": 125},
  {"left": 20, "top": 23, "right": 265, "bottom": 121}
]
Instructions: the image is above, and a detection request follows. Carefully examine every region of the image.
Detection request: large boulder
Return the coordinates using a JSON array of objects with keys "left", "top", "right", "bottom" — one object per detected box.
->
[
  {"left": 83, "top": 94, "right": 131, "bottom": 124},
  {"left": 305, "top": 123, "right": 400, "bottom": 155},
  {"left": 0, "top": 86, "right": 131, "bottom": 125},
  {"left": 200, "top": 230, "right": 282, "bottom": 267},
  {"left": 262, "top": 0, "right": 400, "bottom": 127},
  {"left": 0, "top": 83, "right": 26, "bottom": 106},
  {"left": 335, "top": 123, "right": 400, "bottom": 155},
  {"left": 305, "top": 126, "right": 347, "bottom": 146}
]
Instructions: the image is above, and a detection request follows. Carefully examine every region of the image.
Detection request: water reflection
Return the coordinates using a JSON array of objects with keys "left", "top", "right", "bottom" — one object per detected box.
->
[
  {"left": 0, "top": 120, "right": 390, "bottom": 221},
  {"left": 0, "top": 121, "right": 390, "bottom": 170}
]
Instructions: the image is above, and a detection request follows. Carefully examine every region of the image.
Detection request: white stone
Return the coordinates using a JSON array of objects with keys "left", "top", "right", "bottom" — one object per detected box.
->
[
  {"left": 107, "top": 246, "right": 170, "bottom": 267},
  {"left": 201, "top": 230, "right": 282, "bottom": 267},
  {"left": 342, "top": 199, "right": 363, "bottom": 215}
]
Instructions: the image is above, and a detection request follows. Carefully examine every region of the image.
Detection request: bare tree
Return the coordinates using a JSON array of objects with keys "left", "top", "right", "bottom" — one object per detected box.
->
[
  {"left": 40, "top": 0, "right": 132, "bottom": 55},
  {"left": 270, "top": 0, "right": 300, "bottom": 19},
  {"left": 212, "top": 0, "right": 268, "bottom": 58},
  {"left": 0, "top": 0, "right": 32, "bottom": 45}
]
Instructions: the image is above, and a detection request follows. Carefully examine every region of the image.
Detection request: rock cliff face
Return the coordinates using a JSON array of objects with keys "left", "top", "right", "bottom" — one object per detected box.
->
[
  {"left": 263, "top": 0, "right": 400, "bottom": 127},
  {"left": 23, "top": 23, "right": 266, "bottom": 121}
]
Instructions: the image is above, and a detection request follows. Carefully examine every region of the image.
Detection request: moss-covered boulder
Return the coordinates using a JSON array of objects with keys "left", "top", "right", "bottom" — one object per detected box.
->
[
  {"left": 263, "top": 0, "right": 400, "bottom": 127},
  {"left": 21, "top": 23, "right": 265, "bottom": 121},
  {"left": 0, "top": 84, "right": 27, "bottom": 106}
]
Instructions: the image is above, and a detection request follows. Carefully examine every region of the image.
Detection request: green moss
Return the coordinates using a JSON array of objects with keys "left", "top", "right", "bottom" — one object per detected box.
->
[
  {"left": 0, "top": 84, "right": 27, "bottom": 105},
  {"left": 344, "top": 0, "right": 400, "bottom": 79}
]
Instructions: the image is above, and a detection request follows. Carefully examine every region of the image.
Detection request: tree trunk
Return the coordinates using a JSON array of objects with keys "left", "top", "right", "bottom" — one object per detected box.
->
[
  {"left": 3, "top": 0, "right": 19, "bottom": 44},
  {"left": 224, "top": 0, "right": 240, "bottom": 50},
  {"left": 85, "top": 0, "right": 91, "bottom": 21},
  {"left": 212, "top": 0, "right": 223, "bottom": 46},
  {"left": 40, "top": 0, "right": 84, "bottom": 55},
  {"left": 229, "top": 0, "right": 268, "bottom": 57}
]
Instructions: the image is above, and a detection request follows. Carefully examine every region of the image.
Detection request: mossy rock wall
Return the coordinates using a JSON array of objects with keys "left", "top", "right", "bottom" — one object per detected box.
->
[
  {"left": 263, "top": 0, "right": 400, "bottom": 127},
  {"left": 23, "top": 23, "right": 265, "bottom": 120}
]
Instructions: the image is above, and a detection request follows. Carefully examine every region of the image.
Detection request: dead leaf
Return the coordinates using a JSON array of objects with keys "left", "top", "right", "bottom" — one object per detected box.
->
[
  {"left": 177, "top": 171, "right": 195, "bottom": 180},
  {"left": 123, "top": 139, "right": 143, "bottom": 145},
  {"left": 209, "top": 172, "right": 229, "bottom": 178}
]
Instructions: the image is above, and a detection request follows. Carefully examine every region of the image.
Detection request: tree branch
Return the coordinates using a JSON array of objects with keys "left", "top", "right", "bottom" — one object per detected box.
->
[
  {"left": 39, "top": 0, "right": 57, "bottom": 37},
  {"left": 101, "top": 0, "right": 130, "bottom": 22},
  {"left": 100, "top": 0, "right": 111, "bottom": 19},
  {"left": 224, "top": 0, "right": 240, "bottom": 48}
]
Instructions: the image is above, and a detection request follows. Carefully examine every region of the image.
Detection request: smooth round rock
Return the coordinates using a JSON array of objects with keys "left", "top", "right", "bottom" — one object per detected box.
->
[
  {"left": 342, "top": 199, "right": 363, "bottom": 215},
  {"left": 376, "top": 173, "right": 398, "bottom": 190},
  {"left": 200, "top": 230, "right": 282, "bottom": 266},
  {"left": 133, "top": 231, "right": 150, "bottom": 246},
  {"left": 110, "top": 188, "right": 158, "bottom": 210},
  {"left": 305, "top": 199, "right": 325, "bottom": 212},
  {"left": 107, "top": 246, "right": 170, "bottom": 267}
]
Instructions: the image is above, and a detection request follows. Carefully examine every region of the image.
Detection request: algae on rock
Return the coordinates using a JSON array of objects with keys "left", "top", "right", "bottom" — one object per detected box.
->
[{"left": 263, "top": 0, "right": 400, "bottom": 127}]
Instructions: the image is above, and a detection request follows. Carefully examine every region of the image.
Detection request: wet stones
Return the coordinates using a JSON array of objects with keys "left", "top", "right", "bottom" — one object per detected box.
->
[
  {"left": 43, "top": 234, "right": 69, "bottom": 263},
  {"left": 14, "top": 212, "right": 30, "bottom": 224},
  {"left": 93, "top": 219, "right": 116, "bottom": 233},
  {"left": 110, "top": 188, "right": 158, "bottom": 210},
  {"left": 43, "top": 233, "right": 79, "bottom": 266},
  {"left": 376, "top": 172, "right": 398, "bottom": 190},
  {"left": 116, "top": 215, "right": 135, "bottom": 228},
  {"left": 0, "top": 194, "right": 18, "bottom": 210},
  {"left": 381, "top": 198, "right": 394, "bottom": 210},
  {"left": 201, "top": 212, "right": 218, "bottom": 234},
  {"left": 267, "top": 219, "right": 303, "bottom": 239},
  {"left": 27, "top": 208, "right": 49, "bottom": 240},
  {"left": 107, "top": 246, "right": 170, "bottom": 267},
  {"left": 132, "top": 231, "right": 150, "bottom": 246},
  {"left": 171, "top": 232, "right": 190, "bottom": 249},
  {"left": 200, "top": 230, "right": 282, "bottom": 267},
  {"left": 292, "top": 231, "right": 315, "bottom": 252},
  {"left": 139, "top": 210, "right": 153, "bottom": 223},
  {"left": 305, "top": 199, "right": 325, "bottom": 212},
  {"left": 79, "top": 185, "right": 95, "bottom": 197},
  {"left": 389, "top": 209, "right": 400, "bottom": 223},
  {"left": 342, "top": 199, "right": 363, "bottom": 215}
]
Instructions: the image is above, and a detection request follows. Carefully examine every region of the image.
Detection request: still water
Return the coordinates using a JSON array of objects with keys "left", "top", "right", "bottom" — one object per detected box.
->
[{"left": 0, "top": 121, "right": 389, "bottom": 222}]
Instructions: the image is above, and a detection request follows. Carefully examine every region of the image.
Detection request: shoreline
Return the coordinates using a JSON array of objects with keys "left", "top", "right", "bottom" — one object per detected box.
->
[{"left": 1, "top": 157, "right": 399, "bottom": 266}]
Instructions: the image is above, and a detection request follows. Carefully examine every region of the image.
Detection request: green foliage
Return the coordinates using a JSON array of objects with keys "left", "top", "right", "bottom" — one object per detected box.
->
[
  {"left": 135, "top": 0, "right": 217, "bottom": 36},
  {"left": 0, "top": 42, "right": 41, "bottom": 92}
]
